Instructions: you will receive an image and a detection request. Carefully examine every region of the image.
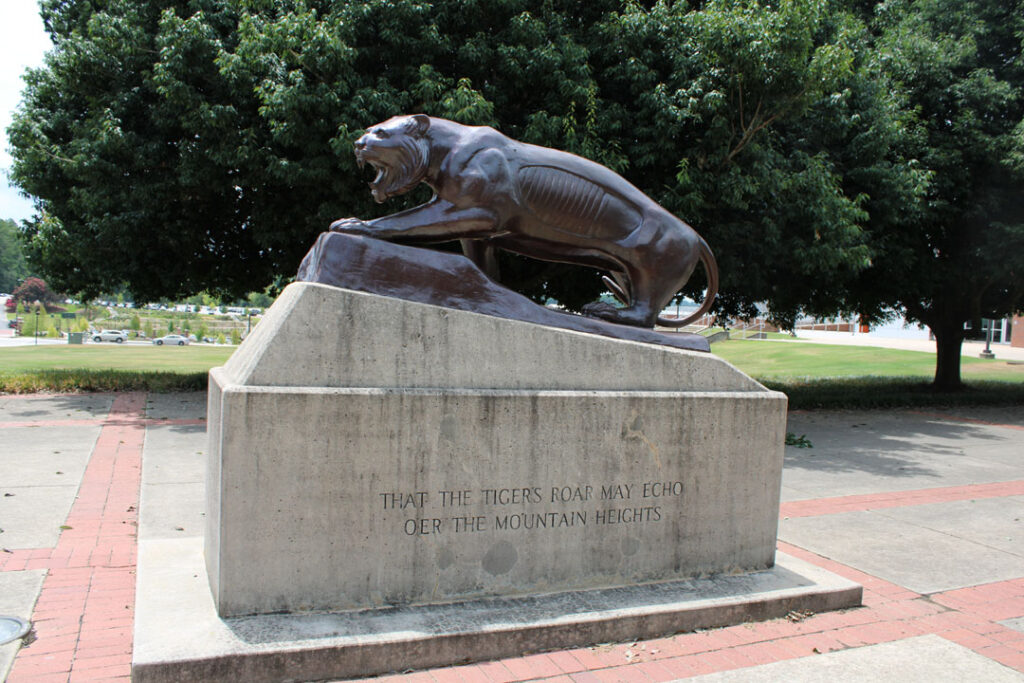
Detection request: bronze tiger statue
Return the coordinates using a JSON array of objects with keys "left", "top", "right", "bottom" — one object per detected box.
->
[{"left": 330, "top": 114, "right": 717, "bottom": 329}]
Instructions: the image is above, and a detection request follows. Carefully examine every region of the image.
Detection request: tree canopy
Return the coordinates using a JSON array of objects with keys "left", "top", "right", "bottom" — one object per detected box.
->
[
  {"left": 0, "top": 218, "right": 29, "bottom": 293},
  {"left": 8, "top": 0, "right": 1023, "bottom": 387},
  {"left": 852, "top": 0, "right": 1024, "bottom": 388}
]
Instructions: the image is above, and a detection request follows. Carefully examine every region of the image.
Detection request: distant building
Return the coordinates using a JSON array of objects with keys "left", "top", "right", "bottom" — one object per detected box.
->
[
  {"left": 856, "top": 317, "right": 931, "bottom": 341},
  {"left": 785, "top": 312, "right": 1016, "bottom": 346},
  {"left": 963, "top": 317, "right": 1014, "bottom": 346}
]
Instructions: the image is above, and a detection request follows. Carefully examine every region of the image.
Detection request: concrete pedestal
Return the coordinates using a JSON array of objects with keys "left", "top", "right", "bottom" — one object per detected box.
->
[{"left": 206, "top": 283, "right": 789, "bottom": 617}]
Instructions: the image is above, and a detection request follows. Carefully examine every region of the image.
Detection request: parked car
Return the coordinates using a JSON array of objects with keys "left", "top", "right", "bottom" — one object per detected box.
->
[
  {"left": 153, "top": 334, "right": 190, "bottom": 346},
  {"left": 92, "top": 330, "right": 128, "bottom": 343}
]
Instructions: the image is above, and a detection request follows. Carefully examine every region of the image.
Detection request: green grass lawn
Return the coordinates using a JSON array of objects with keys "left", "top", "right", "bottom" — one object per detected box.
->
[
  {"left": 712, "top": 339, "right": 1024, "bottom": 383},
  {"left": 0, "top": 344, "right": 235, "bottom": 373},
  {"left": 0, "top": 344, "right": 236, "bottom": 393},
  {"left": 1, "top": 336, "right": 1021, "bottom": 407},
  {"left": 2, "top": 337, "right": 1020, "bottom": 382}
]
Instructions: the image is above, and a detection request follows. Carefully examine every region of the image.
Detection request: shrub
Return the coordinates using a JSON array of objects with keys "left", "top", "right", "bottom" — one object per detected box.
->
[
  {"left": 0, "top": 370, "right": 207, "bottom": 394},
  {"left": 765, "top": 377, "right": 1024, "bottom": 410}
]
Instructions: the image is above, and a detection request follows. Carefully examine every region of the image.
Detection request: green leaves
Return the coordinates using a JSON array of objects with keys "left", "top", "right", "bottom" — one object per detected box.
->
[
  {"left": 0, "top": 219, "right": 29, "bottom": 293},
  {"left": 10, "top": 0, "right": 1018, "bottom": 365}
]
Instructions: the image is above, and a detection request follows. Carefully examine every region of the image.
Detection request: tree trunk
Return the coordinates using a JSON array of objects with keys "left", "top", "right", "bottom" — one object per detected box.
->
[{"left": 932, "top": 325, "right": 965, "bottom": 391}]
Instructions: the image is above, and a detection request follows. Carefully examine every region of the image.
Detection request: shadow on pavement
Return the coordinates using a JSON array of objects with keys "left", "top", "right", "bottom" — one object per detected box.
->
[{"left": 783, "top": 409, "right": 1015, "bottom": 479}]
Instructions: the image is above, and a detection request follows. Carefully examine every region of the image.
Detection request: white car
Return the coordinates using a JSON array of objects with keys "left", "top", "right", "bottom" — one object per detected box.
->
[
  {"left": 153, "top": 334, "right": 190, "bottom": 346},
  {"left": 92, "top": 330, "right": 128, "bottom": 343}
]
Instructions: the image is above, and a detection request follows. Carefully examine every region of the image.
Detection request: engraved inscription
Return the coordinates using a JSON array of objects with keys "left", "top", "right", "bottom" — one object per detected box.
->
[{"left": 378, "top": 480, "right": 683, "bottom": 537}]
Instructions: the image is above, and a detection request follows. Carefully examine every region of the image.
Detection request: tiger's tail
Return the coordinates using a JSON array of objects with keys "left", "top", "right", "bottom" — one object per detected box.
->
[{"left": 656, "top": 237, "right": 718, "bottom": 329}]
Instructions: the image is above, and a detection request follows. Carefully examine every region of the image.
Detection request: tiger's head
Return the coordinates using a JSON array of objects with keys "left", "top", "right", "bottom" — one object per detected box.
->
[{"left": 354, "top": 114, "right": 431, "bottom": 203}]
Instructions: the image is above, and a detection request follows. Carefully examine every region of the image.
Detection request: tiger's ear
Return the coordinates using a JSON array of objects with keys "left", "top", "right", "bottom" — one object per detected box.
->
[{"left": 406, "top": 114, "right": 430, "bottom": 136}]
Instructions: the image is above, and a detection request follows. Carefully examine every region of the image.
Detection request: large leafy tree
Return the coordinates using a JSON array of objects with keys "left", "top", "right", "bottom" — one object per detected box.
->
[
  {"left": 0, "top": 219, "right": 29, "bottom": 292},
  {"left": 853, "top": 0, "right": 1024, "bottom": 389},
  {"left": 10, "top": 0, "right": 917, "bottom": 324}
]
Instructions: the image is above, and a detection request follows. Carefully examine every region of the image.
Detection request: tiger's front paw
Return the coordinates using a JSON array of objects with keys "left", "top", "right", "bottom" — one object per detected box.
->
[{"left": 329, "top": 217, "right": 370, "bottom": 234}]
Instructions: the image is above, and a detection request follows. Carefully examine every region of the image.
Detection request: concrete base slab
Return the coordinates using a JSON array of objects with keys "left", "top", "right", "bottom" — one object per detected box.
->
[
  {"left": 141, "top": 423, "right": 206, "bottom": 484},
  {"left": 138, "top": 423, "right": 206, "bottom": 540},
  {"left": 132, "top": 538, "right": 861, "bottom": 683},
  {"left": 0, "top": 393, "right": 113, "bottom": 421},
  {"left": 686, "top": 633, "right": 1024, "bottom": 682},
  {"left": 780, "top": 503, "right": 1024, "bottom": 594},
  {"left": 0, "top": 424, "right": 99, "bottom": 548},
  {"left": 145, "top": 392, "right": 209, "bottom": 421},
  {"left": 138, "top": 481, "right": 205, "bottom": 538},
  {"left": 1000, "top": 617, "right": 1024, "bottom": 634}
]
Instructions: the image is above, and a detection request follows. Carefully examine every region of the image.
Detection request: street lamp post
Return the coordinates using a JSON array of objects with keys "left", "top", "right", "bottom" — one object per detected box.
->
[
  {"left": 34, "top": 306, "right": 39, "bottom": 346},
  {"left": 979, "top": 318, "right": 996, "bottom": 359}
]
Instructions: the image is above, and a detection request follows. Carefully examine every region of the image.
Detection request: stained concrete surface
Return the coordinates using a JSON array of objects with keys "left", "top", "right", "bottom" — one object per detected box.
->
[
  {"left": 145, "top": 392, "right": 208, "bottom": 421},
  {"left": 780, "top": 508, "right": 1024, "bottom": 594},
  {"left": 0, "top": 393, "right": 113, "bottom": 421},
  {"left": 0, "top": 425, "right": 99, "bottom": 548},
  {"left": 782, "top": 409, "right": 1023, "bottom": 501},
  {"left": 778, "top": 408, "right": 1024, "bottom": 595},
  {"left": 1002, "top": 617, "right": 1024, "bottom": 634}
]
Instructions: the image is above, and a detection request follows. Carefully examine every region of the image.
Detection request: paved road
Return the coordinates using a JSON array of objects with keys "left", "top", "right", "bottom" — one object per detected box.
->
[
  {"left": 1, "top": 393, "right": 1022, "bottom": 681},
  {"left": 0, "top": 336, "right": 225, "bottom": 348}
]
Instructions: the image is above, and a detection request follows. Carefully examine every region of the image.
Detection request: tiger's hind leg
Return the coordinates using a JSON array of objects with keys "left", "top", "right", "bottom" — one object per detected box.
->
[
  {"left": 582, "top": 267, "right": 661, "bottom": 328},
  {"left": 582, "top": 229, "right": 701, "bottom": 329}
]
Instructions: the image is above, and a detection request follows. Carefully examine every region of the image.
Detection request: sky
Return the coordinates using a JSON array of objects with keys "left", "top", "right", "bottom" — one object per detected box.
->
[{"left": 0, "top": 1, "right": 51, "bottom": 222}]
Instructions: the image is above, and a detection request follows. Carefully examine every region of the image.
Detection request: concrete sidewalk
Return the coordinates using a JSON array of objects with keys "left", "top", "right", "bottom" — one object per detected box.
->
[{"left": 1, "top": 393, "right": 1022, "bottom": 682}]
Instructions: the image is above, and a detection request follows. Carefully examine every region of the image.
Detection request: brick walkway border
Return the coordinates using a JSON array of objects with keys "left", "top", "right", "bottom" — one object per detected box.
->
[{"left": 3, "top": 398, "right": 1023, "bottom": 681}]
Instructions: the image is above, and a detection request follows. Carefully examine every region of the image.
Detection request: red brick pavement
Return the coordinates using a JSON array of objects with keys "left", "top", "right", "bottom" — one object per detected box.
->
[
  {"left": 2, "top": 400, "right": 1023, "bottom": 682},
  {"left": 779, "top": 479, "right": 1024, "bottom": 518},
  {"left": 2, "top": 394, "right": 201, "bottom": 683},
  {"left": 5, "top": 392, "right": 146, "bottom": 683}
]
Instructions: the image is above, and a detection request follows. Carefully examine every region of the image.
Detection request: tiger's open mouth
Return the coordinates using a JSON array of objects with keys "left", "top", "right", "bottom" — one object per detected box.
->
[
  {"left": 356, "top": 155, "right": 386, "bottom": 187},
  {"left": 356, "top": 153, "right": 392, "bottom": 203}
]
